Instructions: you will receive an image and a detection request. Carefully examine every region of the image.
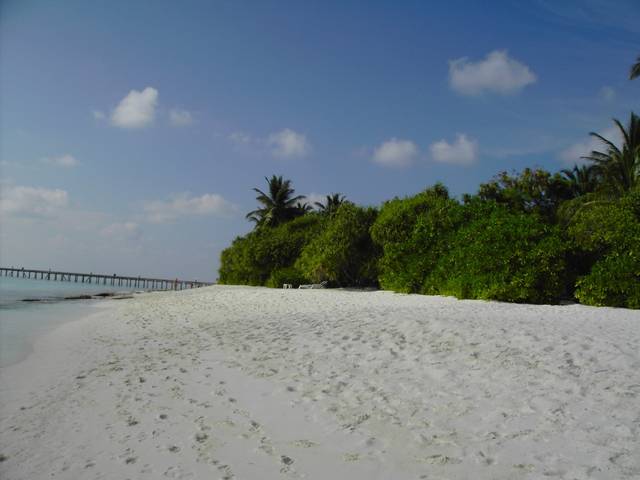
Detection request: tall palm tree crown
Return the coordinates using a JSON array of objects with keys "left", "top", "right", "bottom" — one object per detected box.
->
[
  {"left": 314, "top": 193, "right": 346, "bottom": 215},
  {"left": 561, "top": 164, "right": 600, "bottom": 197},
  {"left": 582, "top": 112, "right": 640, "bottom": 195},
  {"left": 631, "top": 55, "right": 640, "bottom": 80},
  {"left": 246, "top": 175, "right": 305, "bottom": 227},
  {"left": 294, "top": 201, "right": 313, "bottom": 216}
]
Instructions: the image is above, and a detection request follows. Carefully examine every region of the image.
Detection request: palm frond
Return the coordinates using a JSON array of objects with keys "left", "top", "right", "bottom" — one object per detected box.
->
[
  {"left": 245, "top": 175, "right": 306, "bottom": 227},
  {"left": 630, "top": 55, "right": 640, "bottom": 80}
]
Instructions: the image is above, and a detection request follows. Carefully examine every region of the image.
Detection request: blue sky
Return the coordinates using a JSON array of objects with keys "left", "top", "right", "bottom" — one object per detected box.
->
[{"left": 1, "top": 0, "right": 639, "bottom": 280}]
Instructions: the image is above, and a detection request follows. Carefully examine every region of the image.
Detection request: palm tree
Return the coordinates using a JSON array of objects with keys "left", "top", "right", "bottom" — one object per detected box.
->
[
  {"left": 561, "top": 164, "right": 600, "bottom": 197},
  {"left": 582, "top": 112, "right": 640, "bottom": 195},
  {"left": 246, "top": 175, "right": 305, "bottom": 227},
  {"left": 631, "top": 55, "right": 640, "bottom": 80},
  {"left": 314, "top": 193, "right": 346, "bottom": 215},
  {"left": 294, "top": 201, "right": 313, "bottom": 216}
]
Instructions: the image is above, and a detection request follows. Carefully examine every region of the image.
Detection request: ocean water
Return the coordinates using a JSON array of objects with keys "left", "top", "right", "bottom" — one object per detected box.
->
[{"left": 0, "top": 276, "right": 137, "bottom": 368}]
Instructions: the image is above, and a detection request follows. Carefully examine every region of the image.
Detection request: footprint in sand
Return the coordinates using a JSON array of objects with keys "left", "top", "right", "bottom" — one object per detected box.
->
[
  {"left": 343, "top": 453, "right": 360, "bottom": 462},
  {"left": 422, "top": 454, "right": 462, "bottom": 465},
  {"left": 291, "top": 439, "right": 317, "bottom": 448},
  {"left": 127, "top": 417, "right": 139, "bottom": 426}
]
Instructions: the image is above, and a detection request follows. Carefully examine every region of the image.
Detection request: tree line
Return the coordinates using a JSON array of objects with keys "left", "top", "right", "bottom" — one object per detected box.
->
[{"left": 218, "top": 58, "right": 640, "bottom": 309}]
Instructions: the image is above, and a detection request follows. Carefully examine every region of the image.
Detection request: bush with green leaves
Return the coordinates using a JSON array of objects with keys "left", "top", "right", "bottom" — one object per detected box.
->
[
  {"left": 296, "top": 203, "right": 379, "bottom": 286},
  {"left": 574, "top": 253, "right": 640, "bottom": 308},
  {"left": 370, "top": 184, "right": 464, "bottom": 292},
  {"left": 472, "top": 168, "right": 573, "bottom": 221},
  {"left": 265, "top": 266, "right": 308, "bottom": 288},
  {"left": 424, "top": 203, "right": 568, "bottom": 303},
  {"left": 218, "top": 214, "right": 322, "bottom": 286},
  {"left": 568, "top": 192, "right": 640, "bottom": 308}
]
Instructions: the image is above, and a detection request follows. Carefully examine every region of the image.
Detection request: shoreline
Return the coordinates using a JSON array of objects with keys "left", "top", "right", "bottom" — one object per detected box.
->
[
  {"left": 19, "top": 291, "right": 136, "bottom": 302},
  {"left": 0, "top": 285, "right": 148, "bottom": 368},
  {"left": 1, "top": 286, "right": 639, "bottom": 479}
]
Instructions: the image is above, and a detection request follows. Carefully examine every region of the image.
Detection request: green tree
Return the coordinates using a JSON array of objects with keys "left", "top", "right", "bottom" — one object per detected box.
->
[
  {"left": 314, "top": 193, "right": 346, "bottom": 215},
  {"left": 472, "top": 168, "right": 573, "bottom": 221},
  {"left": 296, "top": 203, "right": 379, "bottom": 286},
  {"left": 246, "top": 175, "right": 305, "bottom": 227},
  {"left": 561, "top": 164, "right": 600, "bottom": 197},
  {"left": 294, "top": 201, "right": 313, "bottom": 216},
  {"left": 582, "top": 113, "right": 640, "bottom": 195},
  {"left": 425, "top": 204, "right": 567, "bottom": 303},
  {"left": 371, "top": 184, "right": 463, "bottom": 293},
  {"left": 568, "top": 192, "right": 640, "bottom": 308},
  {"left": 219, "top": 214, "right": 321, "bottom": 286}
]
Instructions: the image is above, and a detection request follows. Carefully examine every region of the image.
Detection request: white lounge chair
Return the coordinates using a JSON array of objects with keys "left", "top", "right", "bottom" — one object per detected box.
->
[{"left": 298, "top": 281, "right": 328, "bottom": 289}]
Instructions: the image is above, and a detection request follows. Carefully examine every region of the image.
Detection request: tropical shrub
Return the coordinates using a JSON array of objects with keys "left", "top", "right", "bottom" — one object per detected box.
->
[
  {"left": 424, "top": 204, "right": 567, "bottom": 303},
  {"left": 218, "top": 214, "right": 322, "bottom": 286},
  {"left": 574, "top": 253, "right": 640, "bottom": 308},
  {"left": 265, "top": 266, "right": 308, "bottom": 288},
  {"left": 218, "top": 233, "right": 263, "bottom": 286},
  {"left": 371, "top": 184, "right": 463, "bottom": 292},
  {"left": 472, "top": 168, "right": 573, "bottom": 221},
  {"left": 568, "top": 191, "right": 640, "bottom": 308},
  {"left": 296, "top": 203, "right": 379, "bottom": 286}
]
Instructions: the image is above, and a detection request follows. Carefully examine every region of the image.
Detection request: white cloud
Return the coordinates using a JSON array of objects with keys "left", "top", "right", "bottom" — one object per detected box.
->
[
  {"left": 93, "top": 110, "right": 106, "bottom": 120},
  {"left": 0, "top": 185, "right": 69, "bottom": 216},
  {"left": 41, "top": 154, "right": 79, "bottom": 168},
  {"left": 599, "top": 86, "right": 615, "bottom": 101},
  {"left": 100, "top": 221, "right": 140, "bottom": 239},
  {"left": 429, "top": 134, "right": 478, "bottom": 166},
  {"left": 169, "top": 108, "right": 193, "bottom": 127},
  {"left": 267, "top": 128, "right": 310, "bottom": 159},
  {"left": 111, "top": 87, "right": 158, "bottom": 128},
  {"left": 228, "top": 131, "right": 253, "bottom": 145},
  {"left": 144, "top": 193, "right": 236, "bottom": 223},
  {"left": 559, "top": 126, "right": 622, "bottom": 165},
  {"left": 449, "top": 50, "right": 536, "bottom": 96},
  {"left": 372, "top": 138, "right": 418, "bottom": 167}
]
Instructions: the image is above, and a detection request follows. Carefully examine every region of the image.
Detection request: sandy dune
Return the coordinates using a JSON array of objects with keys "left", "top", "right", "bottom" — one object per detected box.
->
[{"left": 1, "top": 286, "right": 639, "bottom": 479}]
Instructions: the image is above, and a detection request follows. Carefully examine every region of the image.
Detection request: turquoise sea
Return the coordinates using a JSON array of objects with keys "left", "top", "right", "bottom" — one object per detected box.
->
[{"left": 0, "top": 276, "right": 137, "bottom": 368}]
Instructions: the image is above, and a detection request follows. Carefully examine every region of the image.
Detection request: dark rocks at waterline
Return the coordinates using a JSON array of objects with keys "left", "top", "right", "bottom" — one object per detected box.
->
[{"left": 21, "top": 292, "right": 134, "bottom": 303}]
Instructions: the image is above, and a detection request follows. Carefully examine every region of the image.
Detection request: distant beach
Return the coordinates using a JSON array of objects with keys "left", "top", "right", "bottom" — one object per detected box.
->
[{"left": 1, "top": 286, "right": 639, "bottom": 479}]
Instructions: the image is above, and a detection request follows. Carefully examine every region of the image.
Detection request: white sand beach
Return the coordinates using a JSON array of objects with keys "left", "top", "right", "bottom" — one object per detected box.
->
[{"left": 1, "top": 286, "right": 639, "bottom": 479}]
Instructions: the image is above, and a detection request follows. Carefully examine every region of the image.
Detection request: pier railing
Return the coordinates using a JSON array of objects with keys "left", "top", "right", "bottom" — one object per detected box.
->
[{"left": 0, "top": 267, "right": 213, "bottom": 291}]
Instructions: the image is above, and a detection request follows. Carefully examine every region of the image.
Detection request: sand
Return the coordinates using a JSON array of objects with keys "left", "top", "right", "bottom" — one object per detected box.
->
[{"left": 1, "top": 286, "right": 639, "bottom": 479}]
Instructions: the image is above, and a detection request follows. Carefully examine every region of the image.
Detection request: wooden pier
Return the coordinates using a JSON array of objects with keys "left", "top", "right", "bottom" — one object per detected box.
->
[{"left": 0, "top": 267, "right": 212, "bottom": 291}]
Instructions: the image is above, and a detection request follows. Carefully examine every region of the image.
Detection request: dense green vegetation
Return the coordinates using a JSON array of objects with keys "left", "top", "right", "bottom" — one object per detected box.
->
[
  {"left": 218, "top": 214, "right": 322, "bottom": 286},
  {"left": 371, "top": 184, "right": 463, "bottom": 293},
  {"left": 296, "top": 202, "right": 379, "bottom": 286},
  {"left": 218, "top": 112, "right": 640, "bottom": 309}
]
